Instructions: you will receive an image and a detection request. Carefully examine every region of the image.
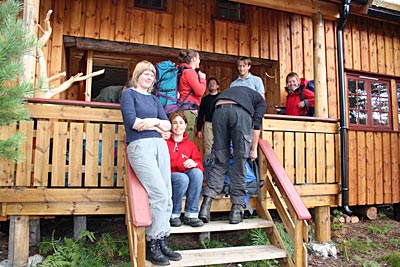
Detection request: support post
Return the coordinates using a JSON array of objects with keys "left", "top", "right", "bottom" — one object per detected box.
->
[
  {"left": 73, "top": 216, "right": 87, "bottom": 240},
  {"left": 8, "top": 216, "right": 30, "bottom": 266},
  {"left": 312, "top": 12, "right": 328, "bottom": 118},
  {"left": 29, "top": 219, "right": 41, "bottom": 246},
  {"left": 315, "top": 206, "right": 331, "bottom": 242}
]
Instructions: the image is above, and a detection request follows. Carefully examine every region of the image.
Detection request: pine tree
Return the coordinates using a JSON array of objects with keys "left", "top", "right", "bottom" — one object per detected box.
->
[{"left": 0, "top": 0, "right": 35, "bottom": 162}]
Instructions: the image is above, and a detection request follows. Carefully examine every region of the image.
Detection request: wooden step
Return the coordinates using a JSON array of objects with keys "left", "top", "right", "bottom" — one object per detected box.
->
[
  {"left": 170, "top": 218, "right": 274, "bottom": 234},
  {"left": 146, "top": 245, "right": 287, "bottom": 266}
]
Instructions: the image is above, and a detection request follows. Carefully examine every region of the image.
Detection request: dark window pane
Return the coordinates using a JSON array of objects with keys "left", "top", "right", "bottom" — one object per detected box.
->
[
  {"left": 135, "top": 0, "right": 165, "bottom": 11},
  {"left": 217, "top": 0, "right": 243, "bottom": 21},
  {"left": 348, "top": 80, "right": 356, "bottom": 94},
  {"left": 357, "top": 80, "right": 366, "bottom": 94},
  {"left": 358, "top": 111, "right": 367, "bottom": 125}
]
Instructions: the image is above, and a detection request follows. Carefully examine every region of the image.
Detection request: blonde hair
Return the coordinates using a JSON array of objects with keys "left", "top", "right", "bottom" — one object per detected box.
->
[
  {"left": 130, "top": 60, "right": 156, "bottom": 92},
  {"left": 286, "top": 72, "right": 300, "bottom": 84}
]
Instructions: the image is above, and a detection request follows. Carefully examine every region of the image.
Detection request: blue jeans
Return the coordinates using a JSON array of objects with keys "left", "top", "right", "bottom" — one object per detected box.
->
[{"left": 171, "top": 168, "right": 203, "bottom": 218}]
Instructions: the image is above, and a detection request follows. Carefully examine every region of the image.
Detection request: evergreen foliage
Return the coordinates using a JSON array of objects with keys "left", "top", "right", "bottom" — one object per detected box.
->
[{"left": 0, "top": 0, "right": 35, "bottom": 162}]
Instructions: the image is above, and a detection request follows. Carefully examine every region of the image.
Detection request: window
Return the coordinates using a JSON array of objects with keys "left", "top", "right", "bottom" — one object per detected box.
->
[
  {"left": 134, "top": 0, "right": 166, "bottom": 11},
  {"left": 217, "top": 0, "right": 245, "bottom": 22},
  {"left": 347, "top": 74, "right": 391, "bottom": 129}
]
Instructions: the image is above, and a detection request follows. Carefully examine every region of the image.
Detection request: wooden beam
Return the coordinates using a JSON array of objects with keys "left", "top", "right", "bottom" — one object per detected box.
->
[
  {"left": 22, "top": 0, "right": 39, "bottom": 84},
  {"left": 315, "top": 206, "right": 331, "bottom": 242},
  {"left": 8, "top": 216, "right": 29, "bottom": 266},
  {"left": 372, "top": 0, "right": 400, "bottom": 12},
  {"left": 63, "top": 36, "right": 274, "bottom": 67},
  {"left": 231, "top": 0, "right": 340, "bottom": 20}
]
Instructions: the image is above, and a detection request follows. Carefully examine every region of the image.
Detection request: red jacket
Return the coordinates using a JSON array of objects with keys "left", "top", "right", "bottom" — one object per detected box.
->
[
  {"left": 166, "top": 132, "right": 204, "bottom": 173},
  {"left": 285, "top": 87, "right": 315, "bottom": 116},
  {"left": 178, "top": 63, "right": 206, "bottom": 106}
]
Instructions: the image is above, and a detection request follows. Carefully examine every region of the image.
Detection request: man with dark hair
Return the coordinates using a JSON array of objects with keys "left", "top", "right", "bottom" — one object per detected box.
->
[
  {"left": 196, "top": 77, "right": 220, "bottom": 156},
  {"left": 199, "top": 86, "right": 266, "bottom": 224},
  {"left": 230, "top": 57, "right": 265, "bottom": 98}
]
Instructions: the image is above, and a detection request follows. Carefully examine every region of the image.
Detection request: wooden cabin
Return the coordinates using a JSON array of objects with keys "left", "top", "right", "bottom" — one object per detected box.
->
[{"left": 1, "top": 0, "right": 399, "bottom": 266}]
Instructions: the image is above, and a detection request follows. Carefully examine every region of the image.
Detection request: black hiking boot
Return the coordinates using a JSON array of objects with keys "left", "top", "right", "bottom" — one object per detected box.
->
[
  {"left": 199, "top": 196, "right": 213, "bottom": 223},
  {"left": 146, "top": 239, "right": 170, "bottom": 266},
  {"left": 229, "top": 204, "right": 243, "bottom": 224},
  {"left": 159, "top": 236, "right": 182, "bottom": 261}
]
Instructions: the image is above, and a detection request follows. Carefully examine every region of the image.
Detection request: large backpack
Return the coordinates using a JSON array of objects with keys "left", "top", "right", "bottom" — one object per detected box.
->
[
  {"left": 299, "top": 78, "right": 315, "bottom": 116},
  {"left": 153, "top": 61, "right": 191, "bottom": 114},
  {"left": 204, "top": 148, "right": 263, "bottom": 214}
]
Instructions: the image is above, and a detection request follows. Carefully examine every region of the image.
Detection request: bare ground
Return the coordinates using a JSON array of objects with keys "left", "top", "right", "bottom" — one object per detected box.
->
[{"left": 0, "top": 206, "right": 399, "bottom": 266}]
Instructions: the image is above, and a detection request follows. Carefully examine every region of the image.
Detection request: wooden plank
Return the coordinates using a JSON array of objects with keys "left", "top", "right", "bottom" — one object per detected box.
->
[
  {"left": 4, "top": 202, "right": 125, "bottom": 215},
  {"left": 295, "top": 132, "right": 305, "bottom": 184},
  {"left": 173, "top": 0, "right": 188, "bottom": 49},
  {"left": 51, "top": 122, "right": 68, "bottom": 187},
  {"left": 368, "top": 20, "right": 378, "bottom": 73},
  {"left": 100, "top": 124, "right": 116, "bottom": 187},
  {"left": 84, "top": 0, "right": 101, "bottom": 39},
  {"left": 263, "top": 119, "right": 338, "bottom": 133},
  {"left": 85, "top": 51, "right": 93, "bottom": 101},
  {"left": 394, "top": 27, "right": 400, "bottom": 76},
  {"left": 315, "top": 134, "right": 326, "bottom": 183},
  {"left": 239, "top": 24, "right": 250, "bottom": 57},
  {"left": 152, "top": 245, "right": 286, "bottom": 267},
  {"left": 325, "top": 134, "right": 335, "bottom": 184},
  {"left": 278, "top": 11, "right": 291, "bottom": 104},
  {"left": 273, "top": 132, "right": 284, "bottom": 165},
  {"left": 0, "top": 124, "right": 16, "bottom": 187},
  {"left": 84, "top": 123, "right": 100, "bottom": 187},
  {"left": 0, "top": 188, "right": 123, "bottom": 202},
  {"left": 33, "top": 121, "right": 51, "bottom": 187},
  {"left": 130, "top": 9, "right": 145, "bottom": 44},
  {"left": 68, "top": 123, "right": 84, "bottom": 187},
  {"left": 303, "top": 16, "right": 313, "bottom": 79},
  {"left": 325, "top": 20, "right": 338, "bottom": 118},
  {"left": 63, "top": 0, "right": 71, "bottom": 36},
  {"left": 249, "top": 6, "right": 260, "bottom": 58},
  {"left": 392, "top": 79, "right": 399, "bottom": 132},
  {"left": 348, "top": 131, "right": 358, "bottom": 205},
  {"left": 351, "top": 17, "right": 361, "bottom": 70},
  {"left": 268, "top": 9, "right": 279, "bottom": 61},
  {"left": 99, "top": 0, "right": 116, "bottom": 41},
  {"left": 214, "top": 21, "right": 227, "bottom": 54},
  {"left": 144, "top": 11, "right": 158, "bottom": 46},
  {"left": 382, "top": 132, "right": 392, "bottom": 203},
  {"left": 384, "top": 23, "right": 394, "bottom": 75},
  {"left": 390, "top": 133, "right": 399, "bottom": 203},
  {"left": 114, "top": 0, "right": 130, "bottom": 42},
  {"left": 290, "top": 14, "right": 304, "bottom": 76},
  {"left": 187, "top": 0, "right": 201, "bottom": 50},
  {"left": 227, "top": 23, "right": 239, "bottom": 55},
  {"left": 26, "top": 103, "right": 123, "bottom": 122},
  {"left": 49, "top": 0, "right": 65, "bottom": 88},
  {"left": 16, "top": 121, "right": 34, "bottom": 187},
  {"left": 260, "top": 9, "right": 270, "bottom": 59},
  {"left": 70, "top": 0, "right": 83, "bottom": 36},
  {"left": 359, "top": 17, "right": 370, "bottom": 72},
  {"left": 170, "top": 218, "right": 273, "bottom": 234},
  {"left": 366, "top": 132, "right": 375, "bottom": 204},
  {"left": 376, "top": 21, "right": 386, "bottom": 74},
  {"left": 158, "top": 13, "right": 173, "bottom": 47},
  {"left": 357, "top": 131, "right": 366, "bottom": 205},
  {"left": 305, "top": 133, "right": 316, "bottom": 184},
  {"left": 374, "top": 132, "right": 384, "bottom": 204},
  {"left": 284, "top": 132, "right": 295, "bottom": 183},
  {"left": 116, "top": 125, "right": 126, "bottom": 187},
  {"left": 343, "top": 20, "right": 353, "bottom": 69},
  {"left": 296, "top": 184, "right": 340, "bottom": 196},
  {"left": 201, "top": 0, "right": 213, "bottom": 52}
]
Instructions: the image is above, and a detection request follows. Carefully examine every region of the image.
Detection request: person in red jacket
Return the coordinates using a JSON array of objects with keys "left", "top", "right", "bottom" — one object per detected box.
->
[
  {"left": 166, "top": 111, "right": 205, "bottom": 227},
  {"left": 178, "top": 49, "right": 207, "bottom": 141},
  {"left": 285, "top": 72, "right": 314, "bottom": 116}
]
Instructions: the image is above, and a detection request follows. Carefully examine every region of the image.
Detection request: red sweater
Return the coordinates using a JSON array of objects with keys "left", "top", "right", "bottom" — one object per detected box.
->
[
  {"left": 285, "top": 87, "right": 315, "bottom": 116},
  {"left": 166, "top": 132, "right": 204, "bottom": 173},
  {"left": 178, "top": 63, "right": 206, "bottom": 106}
]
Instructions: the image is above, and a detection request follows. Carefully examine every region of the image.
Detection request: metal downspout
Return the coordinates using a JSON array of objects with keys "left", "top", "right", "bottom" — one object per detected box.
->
[{"left": 337, "top": 0, "right": 353, "bottom": 215}]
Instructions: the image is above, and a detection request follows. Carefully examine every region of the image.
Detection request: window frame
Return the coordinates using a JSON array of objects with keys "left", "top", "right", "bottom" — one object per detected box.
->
[
  {"left": 133, "top": 0, "right": 167, "bottom": 12},
  {"left": 346, "top": 73, "right": 392, "bottom": 131},
  {"left": 396, "top": 81, "right": 400, "bottom": 129},
  {"left": 216, "top": 0, "right": 245, "bottom": 23}
]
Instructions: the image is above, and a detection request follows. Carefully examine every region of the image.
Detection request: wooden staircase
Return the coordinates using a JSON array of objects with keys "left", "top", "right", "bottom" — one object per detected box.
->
[
  {"left": 125, "top": 138, "right": 311, "bottom": 267},
  {"left": 147, "top": 218, "right": 287, "bottom": 267}
]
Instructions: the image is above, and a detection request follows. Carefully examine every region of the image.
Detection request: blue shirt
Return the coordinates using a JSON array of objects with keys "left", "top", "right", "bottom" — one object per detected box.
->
[
  {"left": 120, "top": 88, "right": 168, "bottom": 144},
  {"left": 230, "top": 73, "right": 265, "bottom": 95}
]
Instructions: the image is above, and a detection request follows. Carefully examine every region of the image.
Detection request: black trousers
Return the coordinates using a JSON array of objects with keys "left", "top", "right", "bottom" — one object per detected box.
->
[{"left": 203, "top": 105, "right": 253, "bottom": 205}]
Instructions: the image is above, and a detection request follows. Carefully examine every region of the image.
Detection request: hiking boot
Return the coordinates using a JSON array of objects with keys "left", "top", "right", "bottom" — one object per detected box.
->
[
  {"left": 229, "top": 204, "right": 243, "bottom": 224},
  {"left": 146, "top": 239, "right": 170, "bottom": 266},
  {"left": 184, "top": 217, "right": 204, "bottom": 227},
  {"left": 199, "top": 196, "right": 213, "bottom": 223},
  {"left": 169, "top": 217, "right": 182, "bottom": 227},
  {"left": 159, "top": 236, "right": 182, "bottom": 261}
]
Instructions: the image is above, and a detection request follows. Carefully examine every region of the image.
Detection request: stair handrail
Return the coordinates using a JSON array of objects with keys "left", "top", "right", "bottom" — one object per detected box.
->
[{"left": 258, "top": 137, "right": 311, "bottom": 221}]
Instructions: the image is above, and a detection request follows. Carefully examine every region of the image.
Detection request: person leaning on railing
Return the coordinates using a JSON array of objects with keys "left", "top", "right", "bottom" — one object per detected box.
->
[{"left": 120, "top": 60, "right": 182, "bottom": 266}]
